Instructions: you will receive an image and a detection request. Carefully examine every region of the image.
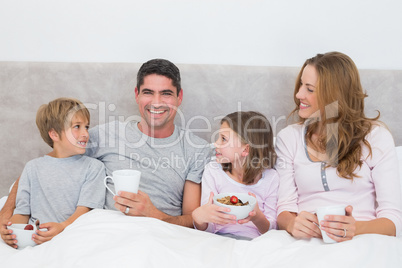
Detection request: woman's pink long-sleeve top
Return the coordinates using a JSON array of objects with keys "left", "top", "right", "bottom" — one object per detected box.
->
[{"left": 275, "top": 123, "right": 402, "bottom": 237}]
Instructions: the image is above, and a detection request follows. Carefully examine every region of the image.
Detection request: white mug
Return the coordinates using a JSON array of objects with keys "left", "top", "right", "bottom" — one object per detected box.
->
[
  {"left": 316, "top": 205, "right": 346, "bottom": 243},
  {"left": 104, "top": 169, "right": 141, "bottom": 196}
]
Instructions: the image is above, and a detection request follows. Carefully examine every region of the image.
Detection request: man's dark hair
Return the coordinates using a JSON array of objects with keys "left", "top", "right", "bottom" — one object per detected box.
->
[{"left": 137, "top": 59, "right": 181, "bottom": 96}]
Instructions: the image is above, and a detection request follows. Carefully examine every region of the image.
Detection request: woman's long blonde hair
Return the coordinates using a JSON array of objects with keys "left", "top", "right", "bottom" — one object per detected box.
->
[{"left": 291, "top": 52, "right": 379, "bottom": 179}]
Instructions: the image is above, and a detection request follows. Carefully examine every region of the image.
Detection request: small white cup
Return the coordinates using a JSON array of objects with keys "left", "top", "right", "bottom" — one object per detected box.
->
[
  {"left": 316, "top": 205, "right": 346, "bottom": 243},
  {"left": 104, "top": 169, "right": 141, "bottom": 196},
  {"left": 8, "top": 224, "right": 36, "bottom": 249},
  {"left": 7, "top": 224, "right": 48, "bottom": 249}
]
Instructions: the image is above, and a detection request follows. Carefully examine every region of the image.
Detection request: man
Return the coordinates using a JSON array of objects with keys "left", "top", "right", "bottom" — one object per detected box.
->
[{"left": 1, "top": 59, "right": 211, "bottom": 247}]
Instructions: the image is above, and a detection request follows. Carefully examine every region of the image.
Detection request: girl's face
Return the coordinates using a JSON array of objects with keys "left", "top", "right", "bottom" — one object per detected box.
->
[
  {"left": 214, "top": 122, "right": 248, "bottom": 165},
  {"left": 295, "top": 64, "right": 319, "bottom": 119}
]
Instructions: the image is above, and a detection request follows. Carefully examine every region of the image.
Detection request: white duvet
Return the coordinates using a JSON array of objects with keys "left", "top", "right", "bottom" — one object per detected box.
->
[{"left": 1, "top": 209, "right": 401, "bottom": 268}]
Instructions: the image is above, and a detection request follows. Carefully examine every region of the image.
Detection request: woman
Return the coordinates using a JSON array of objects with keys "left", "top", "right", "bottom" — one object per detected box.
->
[{"left": 275, "top": 51, "right": 402, "bottom": 242}]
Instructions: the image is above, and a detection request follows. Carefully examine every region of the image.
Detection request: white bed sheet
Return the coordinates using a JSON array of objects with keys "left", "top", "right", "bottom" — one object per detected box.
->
[
  {"left": 1, "top": 209, "right": 401, "bottom": 268},
  {"left": 1, "top": 146, "right": 401, "bottom": 267}
]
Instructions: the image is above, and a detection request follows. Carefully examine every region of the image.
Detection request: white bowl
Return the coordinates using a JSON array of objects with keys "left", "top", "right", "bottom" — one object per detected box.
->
[
  {"left": 8, "top": 224, "right": 37, "bottom": 249},
  {"left": 213, "top": 193, "right": 257, "bottom": 220}
]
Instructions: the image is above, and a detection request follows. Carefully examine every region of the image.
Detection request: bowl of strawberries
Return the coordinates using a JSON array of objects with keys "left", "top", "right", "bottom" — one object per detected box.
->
[
  {"left": 213, "top": 193, "right": 256, "bottom": 220},
  {"left": 8, "top": 223, "right": 38, "bottom": 249}
]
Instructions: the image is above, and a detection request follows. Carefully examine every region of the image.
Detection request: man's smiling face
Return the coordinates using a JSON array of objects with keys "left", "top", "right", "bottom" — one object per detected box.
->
[{"left": 135, "top": 74, "right": 183, "bottom": 136}]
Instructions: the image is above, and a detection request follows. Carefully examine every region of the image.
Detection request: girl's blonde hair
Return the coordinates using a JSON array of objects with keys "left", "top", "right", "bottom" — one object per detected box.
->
[
  {"left": 36, "top": 97, "right": 90, "bottom": 148},
  {"left": 291, "top": 52, "right": 379, "bottom": 179},
  {"left": 221, "top": 111, "right": 276, "bottom": 185}
]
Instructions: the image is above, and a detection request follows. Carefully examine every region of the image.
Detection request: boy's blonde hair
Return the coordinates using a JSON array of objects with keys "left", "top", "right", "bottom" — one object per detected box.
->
[
  {"left": 36, "top": 98, "right": 90, "bottom": 148},
  {"left": 221, "top": 111, "right": 277, "bottom": 185}
]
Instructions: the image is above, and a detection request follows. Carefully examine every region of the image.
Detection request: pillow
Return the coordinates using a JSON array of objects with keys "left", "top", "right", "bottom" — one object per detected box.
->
[
  {"left": 0, "top": 196, "right": 7, "bottom": 211},
  {"left": 396, "top": 146, "right": 402, "bottom": 195}
]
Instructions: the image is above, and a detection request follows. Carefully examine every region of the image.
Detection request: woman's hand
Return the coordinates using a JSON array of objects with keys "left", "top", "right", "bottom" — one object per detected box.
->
[
  {"left": 192, "top": 192, "right": 236, "bottom": 230},
  {"left": 319, "top": 205, "right": 356, "bottom": 242},
  {"left": 279, "top": 211, "right": 322, "bottom": 239}
]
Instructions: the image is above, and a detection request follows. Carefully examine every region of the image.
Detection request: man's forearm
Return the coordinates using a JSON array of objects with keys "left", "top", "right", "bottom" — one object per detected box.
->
[
  {"left": 0, "top": 178, "right": 19, "bottom": 218},
  {"left": 147, "top": 206, "right": 194, "bottom": 228},
  {"left": 162, "top": 214, "right": 194, "bottom": 228}
]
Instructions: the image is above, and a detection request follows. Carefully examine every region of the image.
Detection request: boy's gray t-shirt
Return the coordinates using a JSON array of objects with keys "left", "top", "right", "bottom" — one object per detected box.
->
[
  {"left": 86, "top": 121, "right": 212, "bottom": 216},
  {"left": 14, "top": 155, "right": 106, "bottom": 224}
]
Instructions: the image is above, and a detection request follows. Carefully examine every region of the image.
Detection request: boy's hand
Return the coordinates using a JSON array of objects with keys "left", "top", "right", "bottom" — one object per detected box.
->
[
  {"left": 32, "top": 222, "right": 65, "bottom": 244},
  {"left": 0, "top": 219, "right": 17, "bottom": 248}
]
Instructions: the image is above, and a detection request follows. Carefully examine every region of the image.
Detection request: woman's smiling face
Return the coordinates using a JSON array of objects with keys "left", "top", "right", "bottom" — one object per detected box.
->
[{"left": 295, "top": 64, "right": 319, "bottom": 119}]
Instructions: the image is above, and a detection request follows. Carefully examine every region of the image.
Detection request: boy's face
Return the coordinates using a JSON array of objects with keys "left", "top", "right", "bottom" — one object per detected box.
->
[{"left": 55, "top": 114, "right": 89, "bottom": 158}]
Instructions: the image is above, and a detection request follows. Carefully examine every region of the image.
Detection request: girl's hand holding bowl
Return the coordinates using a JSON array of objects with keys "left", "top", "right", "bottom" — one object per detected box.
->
[{"left": 213, "top": 193, "right": 256, "bottom": 220}]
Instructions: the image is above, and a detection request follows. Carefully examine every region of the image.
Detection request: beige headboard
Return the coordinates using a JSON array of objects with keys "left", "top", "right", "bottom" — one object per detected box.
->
[{"left": 1, "top": 62, "right": 401, "bottom": 197}]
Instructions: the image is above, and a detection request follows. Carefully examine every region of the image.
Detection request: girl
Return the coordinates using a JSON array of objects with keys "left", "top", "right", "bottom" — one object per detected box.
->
[
  {"left": 276, "top": 52, "right": 402, "bottom": 242},
  {"left": 192, "top": 111, "right": 279, "bottom": 239}
]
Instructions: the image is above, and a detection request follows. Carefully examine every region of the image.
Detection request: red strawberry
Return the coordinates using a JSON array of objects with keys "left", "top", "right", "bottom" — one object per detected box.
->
[
  {"left": 24, "top": 224, "right": 34, "bottom": 230},
  {"left": 230, "top": 195, "right": 238, "bottom": 204}
]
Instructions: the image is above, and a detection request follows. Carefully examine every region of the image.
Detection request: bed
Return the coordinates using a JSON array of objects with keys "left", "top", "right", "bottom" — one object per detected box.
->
[
  {"left": 0, "top": 208, "right": 401, "bottom": 267},
  {"left": 0, "top": 146, "right": 401, "bottom": 267},
  {"left": 0, "top": 62, "right": 402, "bottom": 267}
]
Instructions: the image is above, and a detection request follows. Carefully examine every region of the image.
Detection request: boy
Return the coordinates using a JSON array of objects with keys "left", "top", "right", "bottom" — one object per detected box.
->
[{"left": 9, "top": 98, "right": 105, "bottom": 248}]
